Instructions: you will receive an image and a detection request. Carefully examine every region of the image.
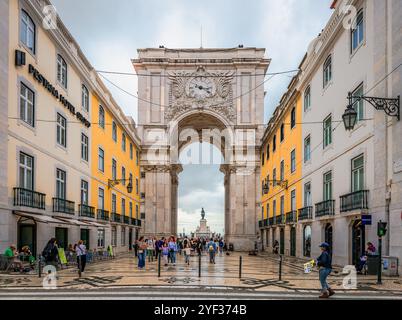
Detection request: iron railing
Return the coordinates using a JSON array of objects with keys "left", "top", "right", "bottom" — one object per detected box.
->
[
  {"left": 286, "top": 211, "right": 297, "bottom": 224},
  {"left": 97, "top": 209, "right": 109, "bottom": 221},
  {"left": 298, "top": 206, "right": 313, "bottom": 221},
  {"left": 111, "top": 212, "right": 121, "bottom": 223},
  {"left": 315, "top": 200, "right": 335, "bottom": 217},
  {"left": 79, "top": 204, "right": 95, "bottom": 218},
  {"left": 269, "top": 217, "right": 274, "bottom": 226},
  {"left": 258, "top": 220, "right": 263, "bottom": 229},
  {"left": 275, "top": 214, "right": 284, "bottom": 225},
  {"left": 123, "top": 215, "right": 130, "bottom": 224},
  {"left": 52, "top": 198, "right": 75, "bottom": 214},
  {"left": 13, "top": 188, "right": 46, "bottom": 210},
  {"left": 340, "top": 190, "right": 369, "bottom": 212}
]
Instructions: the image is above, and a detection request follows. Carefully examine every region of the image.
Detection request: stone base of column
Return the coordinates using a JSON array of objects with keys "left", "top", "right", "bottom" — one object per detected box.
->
[{"left": 225, "top": 234, "right": 257, "bottom": 251}]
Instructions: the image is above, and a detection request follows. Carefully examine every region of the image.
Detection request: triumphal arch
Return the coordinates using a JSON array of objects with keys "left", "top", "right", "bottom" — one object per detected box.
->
[{"left": 132, "top": 47, "right": 270, "bottom": 250}]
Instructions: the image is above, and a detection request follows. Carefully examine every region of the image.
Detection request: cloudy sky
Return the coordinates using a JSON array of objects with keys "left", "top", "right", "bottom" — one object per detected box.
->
[{"left": 51, "top": 0, "right": 334, "bottom": 235}]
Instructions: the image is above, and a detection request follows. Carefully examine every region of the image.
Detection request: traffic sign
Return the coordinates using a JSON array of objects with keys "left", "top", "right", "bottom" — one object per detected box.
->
[{"left": 362, "top": 215, "right": 372, "bottom": 225}]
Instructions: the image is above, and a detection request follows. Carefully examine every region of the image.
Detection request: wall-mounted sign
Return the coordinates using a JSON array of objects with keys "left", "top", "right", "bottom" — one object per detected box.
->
[
  {"left": 362, "top": 215, "right": 372, "bottom": 226},
  {"left": 28, "top": 64, "right": 91, "bottom": 128}
]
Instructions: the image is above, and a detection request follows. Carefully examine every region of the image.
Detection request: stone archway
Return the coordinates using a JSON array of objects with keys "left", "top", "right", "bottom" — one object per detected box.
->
[{"left": 133, "top": 47, "right": 270, "bottom": 251}]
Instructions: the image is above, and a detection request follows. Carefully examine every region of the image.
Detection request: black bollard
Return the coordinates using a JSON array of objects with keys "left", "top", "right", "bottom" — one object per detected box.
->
[
  {"left": 38, "top": 255, "right": 41, "bottom": 278},
  {"left": 239, "top": 256, "right": 242, "bottom": 279},
  {"left": 158, "top": 253, "right": 161, "bottom": 278},
  {"left": 279, "top": 255, "right": 283, "bottom": 281},
  {"left": 198, "top": 254, "right": 201, "bottom": 278},
  {"left": 78, "top": 255, "right": 82, "bottom": 278}
]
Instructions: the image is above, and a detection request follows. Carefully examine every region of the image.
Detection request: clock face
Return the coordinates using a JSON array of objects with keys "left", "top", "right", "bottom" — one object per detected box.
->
[{"left": 186, "top": 76, "right": 216, "bottom": 99}]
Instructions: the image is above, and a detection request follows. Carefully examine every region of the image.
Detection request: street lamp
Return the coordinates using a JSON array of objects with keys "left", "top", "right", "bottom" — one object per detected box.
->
[
  {"left": 263, "top": 183, "right": 269, "bottom": 195},
  {"left": 108, "top": 178, "right": 133, "bottom": 194},
  {"left": 342, "top": 92, "right": 400, "bottom": 131}
]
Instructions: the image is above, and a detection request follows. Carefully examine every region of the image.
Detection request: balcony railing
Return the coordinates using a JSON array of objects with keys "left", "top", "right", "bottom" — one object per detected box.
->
[
  {"left": 258, "top": 220, "right": 263, "bottom": 229},
  {"left": 298, "top": 206, "right": 313, "bottom": 221},
  {"left": 137, "top": 219, "right": 142, "bottom": 227},
  {"left": 315, "top": 200, "right": 335, "bottom": 217},
  {"left": 123, "top": 215, "right": 130, "bottom": 224},
  {"left": 52, "top": 198, "right": 75, "bottom": 214},
  {"left": 340, "top": 190, "right": 369, "bottom": 212},
  {"left": 269, "top": 217, "right": 274, "bottom": 226},
  {"left": 275, "top": 214, "right": 284, "bottom": 225},
  {"left": 79, "top": 204, "right": 95, "bottom": 218},
  {"left": 97, "top": 209, "right": 109, "bottom": 221},
  {"left": 111, "top": 212, "right": 121, "bottom": 223},
  {"left": 13, "top": 188, "right": 46, "bottom": 210},
  {"left": 263, "top": 219, "right": 269, "bottom": 227},
  {"left": 286, "top": 211, "right": 297, "bottom": 224}
]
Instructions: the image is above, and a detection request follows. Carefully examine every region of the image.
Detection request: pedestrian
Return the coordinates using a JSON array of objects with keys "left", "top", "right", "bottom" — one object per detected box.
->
[
  {"left": 147, "top": 237, "right": 155, "bottom": 262},
  {"left": 75, "top": 240, "right": 87, "bottom": 273},
  {"left": 207, "top": 238, "right": 217, "bottom": 264},
  {"left": 162, "top": 242, "right": 169, "bottom": 266},
  {"left": 316, "top": 242, "right": 335, "bottom": 299},
  {"left": 133, "top": 240, "right": 138, "bottom": 258},
  {"left": 137, "top": 236, "right": 147, "bottom": 269},
  {"left": 219, "top": 239, "right": 224, "bottom": 256},
  {"left": 273, "top": 240, "right": 279, "bottom": 255},
  {"left": 183, "top": 241, "right": 191, "bottom": 266},
  {"left": 42, "top": 238, "right": 59, "bottom": 268},
  {"left": 3, "top": 244, "right": 23, "bottom": 272},
  {"left": 168, "top": 236, "right": 178, "bottom": 266}
]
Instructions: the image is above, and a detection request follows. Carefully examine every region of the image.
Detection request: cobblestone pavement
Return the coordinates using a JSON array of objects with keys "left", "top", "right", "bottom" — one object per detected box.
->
[{"left": 0, "top": 252, "right": 401, "bottom": 299}]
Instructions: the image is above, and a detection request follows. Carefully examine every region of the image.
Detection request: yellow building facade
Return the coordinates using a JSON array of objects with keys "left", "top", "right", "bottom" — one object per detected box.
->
[{"left": 260, "top": 76, "right": 302, "bottom": 256}]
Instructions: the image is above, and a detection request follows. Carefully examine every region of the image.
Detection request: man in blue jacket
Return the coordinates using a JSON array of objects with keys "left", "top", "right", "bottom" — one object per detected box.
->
[
  {"left": 207, "top": 238, "right": 217, "bottom": 264},
  {"left": 316, "top": 242, "right": 335, "bottom": 298}
]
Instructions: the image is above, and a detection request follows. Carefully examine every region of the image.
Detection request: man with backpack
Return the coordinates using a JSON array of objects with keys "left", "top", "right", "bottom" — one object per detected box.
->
[
  {"left": 42, "top": 238, "right": 59, "bottom": 268},
  {"left": 207, "top": 238, "right": 217, "bottom": 264}
]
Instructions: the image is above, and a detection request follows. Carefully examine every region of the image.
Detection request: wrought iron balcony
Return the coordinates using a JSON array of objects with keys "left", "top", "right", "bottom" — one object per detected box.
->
[
  {"left": 298, "top": 206, "right": 313, "bottom": 221},
  {"left": 111, "top": 212, "right": 121, "bottom": 223},
  {"left": 315, "top": 200, "right": 335, "bottom": 217},
  {"left": 137, "top": 219, "right": 142, "bottom": 227},
  {"left": 258, "top": 220, "right": 263, "bottom": 229},
  {"left": 97, "top": 209, "right": 109, "bottom": 221},
  {"left": 123, "top": 215, "right": 130, "bottom": 224},
  {"left": 52, "top": 198, "right": 75, "bottom": 214},
  {"left": 286, "top": 211, "right": 297, "bottom": 224},
  {"left": 275, "top": 214, "right": 285, "bottom": 225},
  {"left": 340, "top": 190, "right": 369, "bottom": 212},
  {"left": 130, "top": 218, "right": 136, "bottom": 226},
  {"left": 269, "top": 217, "right": 274, "bottom": 226},
  {"left": 79, "top": 204, "right": 95, "bottom": 218},
  {"left": 263, "top": 219, "right": 269, "bottom": 227},
  {"left": 13, "top": 188, "right": 46, "bottom": 210}
]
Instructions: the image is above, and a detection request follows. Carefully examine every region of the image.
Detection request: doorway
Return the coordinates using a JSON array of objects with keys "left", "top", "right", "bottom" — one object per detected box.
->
[
  {"left": 129, "top": 228, "right": 133, "bottom": 250},
  {"left": 18, "top": 221, "right": 37, "bottom": 257},
  {"left": 352, "top": 219, "right": 365, "bottom": 266},
  {"left": 55, "top": 227, "right": 68, "bottom": 250},
  {"left": 290, "top": 227, "right": 296, "bottom": 257},
  {"left": 280, "top": 228, "right": 285, "bottom": 255},
  {"left": 324, "top": 223, "right": 333, "bottom": 256},
  {"left": 80, "top": 229, "right": 90, "bottom": 249}
]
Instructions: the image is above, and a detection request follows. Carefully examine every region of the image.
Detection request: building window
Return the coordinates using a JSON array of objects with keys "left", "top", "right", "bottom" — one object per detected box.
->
[
  {"left": 304, "top": 86, "right": 311, "bottom": 111},
  {"left": 291, "top": 189, "right": 296, "bottom": 211},
  {"left": 323, "top": 171, "right": 332, "bottom": 201},
  {"left": 304, "top": 135, "right": 311, "bottom": 163},
  {"left": 323, "top": 55, "right": 332, "bottom": 88},
  {"left": 98, "top": 105, "right": 105, "bottom": 129},
  {"left": 129, "top": 202, "right": 133, "bottom": 218},
  {"left": 20, "top": 83, "right": 35, "bottom": 127},
  {"left": 98, "top": 148, "right": 104, "bottom": 172},
  {"left": 97, "top": 229, "right": 105, "bottom": 248},
  {"left": 122, "top": 133, "right": 126, "bottom": 152},
  {"left": 121, "top": 167, "right": 126, "bottom": 186},
  {"left": 266, "top": 175, "right": 270, "bottom": 193},
  {"left": 280, "top": 196, "right": 285, "bottom": 216},
  {"left": 130, "top": 143, "right": 133, "bottom": 160},
  {"left": 98, "top": 187, "right": 104, "bottom": 210},
  {"left": 262, "top": 153, "right": 265, "bottom": 166},
  {"left": 291, "top": 107, "right": 296, "bottom": 128},
  {"left": 121, "top": 198, "right": 126, "bottom": 216},
  {"left": 135, "top": 204, "right": 139, "bottom": 219},
  {"left": 304, "top": 182, "right": 311, "bottom": 207},
  {"left": 351, "top": 10, "right": 364, "bottom": 52},
  {"left": 323, "top": 115, "right": 332, "bottom": 148},
  {"left": 111, "top": 227, "right": 117, "bottom": 246},
  {"left": 81, "top": 180, "right": 88, "bottom": 205},
  {"left": 56, "top": 169, "right": 66, "bottom": 199},
  {"left": 82, "top": 85, "right": 89, "bottom": 112},
  {"left": 303, "top": 225, "right": 312, "bottom": 257},
  {"left": 112, "top": 121, "right": 117, "bottom": 142},
  {"left": 266, "top": 203, "right": 270, "bottom": 218},
  {"left": 273, "top": 168, "right": 277, "bottom": 187},
  {"left": 19, "top": 152, "right": 34, "bottom": 190},
  {"left": 136, "top": 179, "right": 139, "bottom": 195},
  {"left": 266, "top": 144, "right": 270, "bottom": 160},
  {"left": 290, "top": 149, "right": 296, "bottom": 173},
  {"left": 57, "top": 54, "right": 68, "bottom": 89},
  {"left": 56, "top": 113, "right": 67, "bottom": 147},
  {"left": 136, "top": 150, "right": 139, "bottom": 166},
  {"left": 111, "top": 194, "right": 117, "bottom": 213},
  {"left": 272, "top": 135, "right": 277, "bottom": 152},
  {"left": 20, "top": 10, "right": 35, "bottom": 54},
  {"left": 121, "top": 226, "right": 126, "bottom": 246},
  {"left": 112, "top": 159, "right": 117, "bottom": 180},
  {"left": 81, "top": 133, "right": 89, "bottom": 161},
  {"left": 280, "top": 160, "right": 284, "bottom": 181},
  {"left": 352, "top": 83, "right": 364, "bottom": 122},
  {"left": 352, "top": 154, "right": 364, "bottom": 192},
  {"left": 273, "top": 200, "right": 276, "bottom": 217},
  {"left": 280, "top": 124, "right": 285, "bottom": 142}
]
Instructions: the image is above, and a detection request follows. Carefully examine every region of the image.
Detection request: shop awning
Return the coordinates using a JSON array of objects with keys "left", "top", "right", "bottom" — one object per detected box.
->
[
  {"left": 13, "top": 211, "right": 69, "bottom": 225},
  {"left": 55, "top": 217, "right": 93, "bottom": 227},
  {"left": 80, "top": 220, "right": 110, "bottom": 228}
]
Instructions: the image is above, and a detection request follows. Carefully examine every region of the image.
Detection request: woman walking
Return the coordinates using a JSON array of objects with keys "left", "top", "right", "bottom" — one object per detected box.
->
[
  {"left": 168, "top": 236, "right": 178, "bottom": 266},
  {"left": 137, "top": 236, "right": 147, "bottom": 269},
  {"left": 75, "top": 240, "right": 87, "bottom": 273},
  {"left": 162, "top": 241, "right": 169, "bottom": 266},
  {"left": 183, "top": 240, "right": 191, "bottom": 266},
  {"left": 316, "top": 242, "right": 335, "bottom": 299}
]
